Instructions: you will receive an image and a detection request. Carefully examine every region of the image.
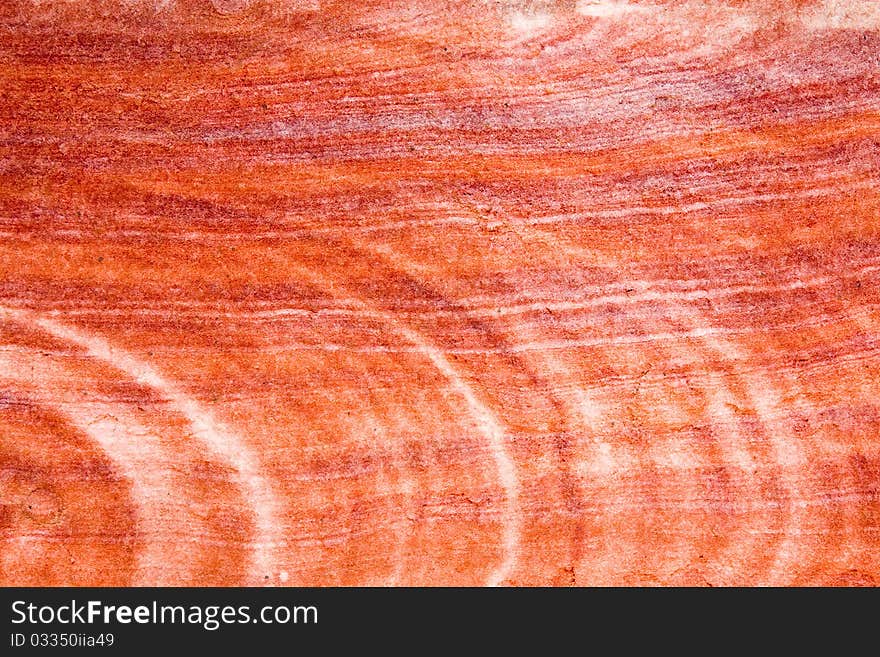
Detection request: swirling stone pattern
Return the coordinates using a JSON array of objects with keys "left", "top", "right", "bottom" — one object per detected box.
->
[{"left": 1, "top": 0, "right": 878, "bottom": 586}]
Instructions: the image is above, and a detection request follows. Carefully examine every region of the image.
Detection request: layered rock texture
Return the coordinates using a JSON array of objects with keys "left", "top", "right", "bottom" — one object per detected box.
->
[{"left": 1, "top": 0, "right": 878, "bottom": 586}]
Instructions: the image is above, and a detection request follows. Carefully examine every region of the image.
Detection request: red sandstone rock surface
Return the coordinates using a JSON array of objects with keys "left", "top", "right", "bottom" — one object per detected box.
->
[{"left": 1, "top": 0, "right": 878, "bottom": 586}]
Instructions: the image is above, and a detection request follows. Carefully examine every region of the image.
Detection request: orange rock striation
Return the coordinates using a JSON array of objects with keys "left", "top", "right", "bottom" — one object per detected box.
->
[{"left": 0, "top": 0, "right": 878, "bottom": 586}]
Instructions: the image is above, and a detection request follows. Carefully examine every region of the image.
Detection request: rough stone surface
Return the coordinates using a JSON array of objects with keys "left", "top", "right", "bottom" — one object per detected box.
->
[{"left": 1, "top": 1, "right": 878, "bottom": 586}]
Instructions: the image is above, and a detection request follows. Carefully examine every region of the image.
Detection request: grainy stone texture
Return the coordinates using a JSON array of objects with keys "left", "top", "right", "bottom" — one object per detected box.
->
[{"left": 0, "top": 0, "right": 878, "bottom": 586}]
